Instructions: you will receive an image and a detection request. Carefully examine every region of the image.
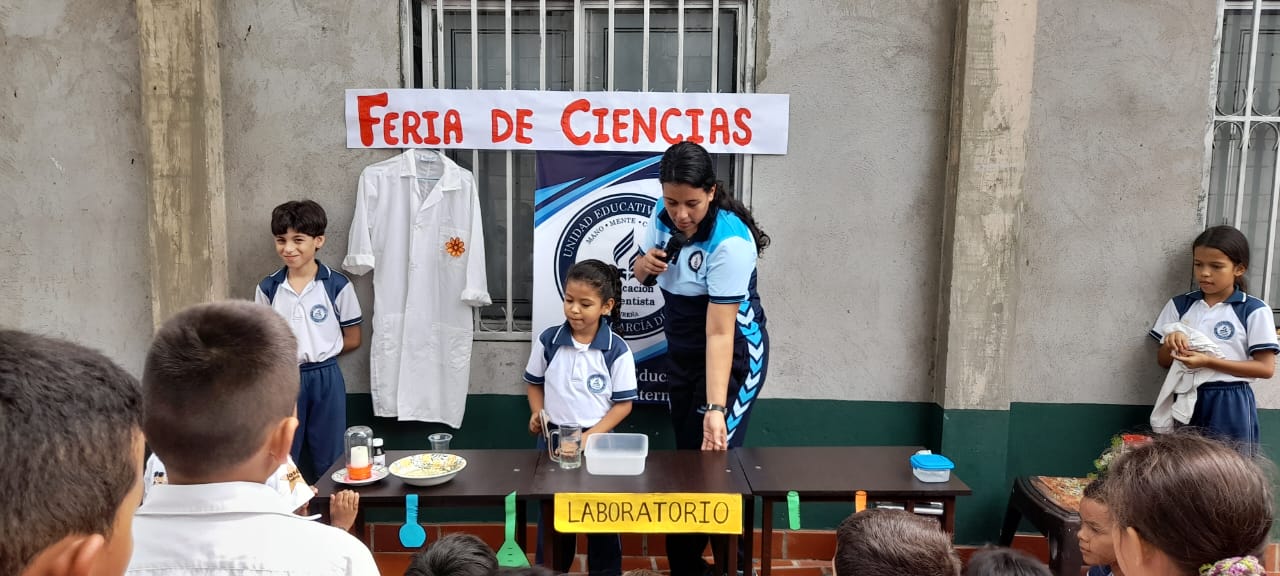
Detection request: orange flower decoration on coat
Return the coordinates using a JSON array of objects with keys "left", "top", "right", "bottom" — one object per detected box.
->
[{"left": 445, "top": 237, "right": 466, "bottom": 258}]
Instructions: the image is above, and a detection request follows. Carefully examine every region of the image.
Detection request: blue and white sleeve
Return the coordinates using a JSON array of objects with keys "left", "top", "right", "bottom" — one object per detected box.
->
[
  {"left": 1150, "top": 299, "right": 1178, "bottom": 342},
  {"left": 336, "top": 282, "right": 363, "bottom": 327},
  {"left": 524, "top": 337, "right": 548, "bottom": 385},
  {"left": 706, "top": 236, "right": 757, "bottom": 304},
  {"left": 609, "top": 349, "right": 639, "bottom": 402},
  {"left": 1246, "top": 306, "right": 1280, "bottom": 356}
]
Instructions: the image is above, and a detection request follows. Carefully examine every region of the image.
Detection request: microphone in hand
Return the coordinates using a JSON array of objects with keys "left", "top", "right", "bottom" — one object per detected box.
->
[{"left": 642, "top": 231, "right": 688, "bottom": 287}]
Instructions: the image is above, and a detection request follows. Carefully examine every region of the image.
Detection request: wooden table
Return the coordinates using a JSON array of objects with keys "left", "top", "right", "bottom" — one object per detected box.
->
[
  {"left": 998, "top": 476, "right": 1086, "bottom": 576},
  {"left": 529, "top": 450, "right": 754, "bottom": 576},
  {"left": 313, "top": 449, "right": 540, "bottom": 549},
  {"left": 736, "top": 446, "right": 972, "bottom": 576}
]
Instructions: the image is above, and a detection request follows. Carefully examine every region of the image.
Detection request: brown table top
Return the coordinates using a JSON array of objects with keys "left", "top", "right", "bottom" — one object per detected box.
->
[
  {"left": 528, "top": 449, "right": 751, "bottom": 496},
  {"left": 312, "top": 449, "right": 542, "bottom": 505},
  {"left": 736, "top": 446, "right": 972, "bottom": 498}
]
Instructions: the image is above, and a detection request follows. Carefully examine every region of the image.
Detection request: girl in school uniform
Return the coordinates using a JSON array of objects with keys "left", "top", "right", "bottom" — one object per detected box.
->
[
  {"left": 525, "top": 259, "right": 638, "bottom": 576},
  {"left": 1150, "top": 225, "right": 1279, "bottom": 453}
]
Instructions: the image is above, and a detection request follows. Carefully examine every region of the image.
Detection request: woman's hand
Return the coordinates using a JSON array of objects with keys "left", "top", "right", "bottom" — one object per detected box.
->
[
  {"left": 702, "top": 410, "right": 728, "bottom": 451},
  {"left": 634, "top": 248, "right": 669, "bottom": 280}
]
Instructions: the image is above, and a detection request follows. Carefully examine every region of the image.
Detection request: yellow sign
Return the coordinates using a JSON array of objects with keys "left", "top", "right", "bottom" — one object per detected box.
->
[{"left": 554, "top": 492, "right": 742, "bottom": 534}]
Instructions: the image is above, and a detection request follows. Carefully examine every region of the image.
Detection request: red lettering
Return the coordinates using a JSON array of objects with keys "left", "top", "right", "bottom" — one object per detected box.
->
[
  {"left": 592, "top": 108, "right": 610, "bottom": 143},
  {"left": 685, "top": 108, "right": 705, "bottom": 144},
  {"left": 632, "top": 107, "right": 657, "bottom": 144},
  {"left": 561, "top": 98, "right": 591, "bottom": 146},
  {"left": 515, "top": 108, "right": 534, "bottom": 144},
  {"left": 660, "top": 108, "right": 684, "bottom": 144},
  {"left": 732, "top": 108, "right": 752, "bottom": 145},
  {"left": 357, "top": 92, "right": 389, "bottom": 146},
  {"left": 423, "top": 111, "right": 441, "bottom": 145},
  {"left": 492, "top": 109, "right": 515, "bottom": 143},
  {"left": 444, "top": 109, "right": 463, "bottom": 144},
  {"left": 709, "top": 108, "right": 730, "bottom": 144},
  {"left": 402, "top": 111, "right": 423, "bottom": 145},
  {"left": 382, "top": 112, "right": 400, "bottom": 146},
  {"left": 611, "top": 109, "right": 630, "bottom": 144}
]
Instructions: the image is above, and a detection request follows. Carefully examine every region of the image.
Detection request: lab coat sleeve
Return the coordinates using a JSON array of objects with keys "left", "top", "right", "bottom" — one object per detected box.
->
[
  {"left": 343, "top": 171, "right": 377, "bottom": 276},
  {"left": 461, "top": 179, "right": 492, "bottom": 307}
]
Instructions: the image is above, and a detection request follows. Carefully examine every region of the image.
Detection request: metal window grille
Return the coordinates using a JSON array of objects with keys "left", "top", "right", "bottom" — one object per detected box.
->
[
  {"left": 1209, "top": 1, "right": 1280, "bottom": 308},
  {"left": 401, "top": 0, "right": 757, "bottom": 339}
]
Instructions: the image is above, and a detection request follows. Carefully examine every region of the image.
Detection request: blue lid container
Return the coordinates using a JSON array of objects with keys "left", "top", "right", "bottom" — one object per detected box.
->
[{"left": 910, "top": 453, "right": 955, "bottom": 471}]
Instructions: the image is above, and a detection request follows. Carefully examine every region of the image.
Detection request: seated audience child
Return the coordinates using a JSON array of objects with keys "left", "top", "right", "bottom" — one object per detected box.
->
[
  {"left": 1104, "top": 432, "right": 1271, "bottom": 576},
  {"left": 962, "top": 547, "right": 1051, "bottom": 576},
  {"left": 404, "top": 533, "right": 496, "bottom": 576},
  {"left": 127, "top": 301, "right": 378, "bottom": 575},
  {"left": 832, "top": 509, "right": 961, "bottom": 576},
  {"left": 0, "top": 330, "right": 144, "bottom": 576},
  {"left": 1077, "top": 472, "right": 1124, "bottom": 576}
]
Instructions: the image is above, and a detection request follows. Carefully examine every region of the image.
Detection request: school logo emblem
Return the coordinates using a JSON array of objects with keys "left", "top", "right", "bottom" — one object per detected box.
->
[
  {"left": 556, "top": 193, "right": 666, "bottom": 338},
  {"left": 587, "top": 374, "right": 607, "bottom": 393},
  {"left": 688, "top": 250, "right": 705, "bottom": 272},
  {"left": 310, "top": 304, "right": 329, "bottom": 323},
  {"left": 1214, "top": 321, "right": 1235, "bottom": 340}
]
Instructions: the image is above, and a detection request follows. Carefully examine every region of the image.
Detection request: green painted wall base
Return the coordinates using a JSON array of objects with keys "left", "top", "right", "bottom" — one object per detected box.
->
[{"left": 344, "top": 394, "right": 1280, "bottom": 543}]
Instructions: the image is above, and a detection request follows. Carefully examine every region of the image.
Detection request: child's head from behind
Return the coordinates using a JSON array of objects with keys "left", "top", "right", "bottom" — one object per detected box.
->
[
  {"left": 403, "top": 533, "right": 496, "bottom": 576},
  {"left": 1077, "top": 474, "right": 1119, "bottom": 569},
  {"left": 0, "top": 330, "right": 144, "bottom": 576},
  {"left": 833, "top": 509, "right": 961, "bottom": 576},
  {"left": 1192, "top": 225, "right": 1250, "bottom": 293},
  {"left": 143, "top": 301, "right": 300, "bottom": 483},
  {"left": 271, "top": 200, "right": 328, "bottom": 270},
  {"left": 1105, "top": 432, "right": 1272, "bottom": 576},
  {"left": 962, "top": 547, "right": 1051, "bottom": 576},
  {"left": 564, "top": 259, "right": 622, "bottom": 329}
]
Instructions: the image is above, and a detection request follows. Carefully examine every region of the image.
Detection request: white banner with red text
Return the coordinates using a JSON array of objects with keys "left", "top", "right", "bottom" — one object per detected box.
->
[{"left": 345, "top": 89, "right": 789, "bottom": 154}]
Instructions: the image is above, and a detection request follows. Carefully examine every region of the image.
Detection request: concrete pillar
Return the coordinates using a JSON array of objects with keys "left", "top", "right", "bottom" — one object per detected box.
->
[
  {"left": 932, "top": 0, "right": 1038, "bottom": 542},
  {"left": 136, "top": 0, "right": 229, "bottom": 326}
]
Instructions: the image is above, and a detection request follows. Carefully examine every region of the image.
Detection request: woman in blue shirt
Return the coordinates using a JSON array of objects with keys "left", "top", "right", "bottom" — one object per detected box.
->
[{"left": 634, "top": 141, "right": 770, "bottom": 576}]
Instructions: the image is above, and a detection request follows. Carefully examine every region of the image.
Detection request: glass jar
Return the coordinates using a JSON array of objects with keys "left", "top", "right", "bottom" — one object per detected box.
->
[{"left": 345, "top": 426, "right": 374, "bottom": 481}]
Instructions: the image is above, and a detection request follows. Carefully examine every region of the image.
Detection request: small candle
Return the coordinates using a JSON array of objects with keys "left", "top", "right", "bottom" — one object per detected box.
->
[{"left": 350, "top": 446, "right": 370, "bottom": 468}]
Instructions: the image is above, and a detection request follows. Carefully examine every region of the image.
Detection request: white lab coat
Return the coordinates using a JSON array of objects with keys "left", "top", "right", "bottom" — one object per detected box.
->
[
  {"left": 1150, "top": 322, "right": 1224, "bottom": 433},
  {"left": 344, "top": 149, "right": 490, "bottom": 426}
]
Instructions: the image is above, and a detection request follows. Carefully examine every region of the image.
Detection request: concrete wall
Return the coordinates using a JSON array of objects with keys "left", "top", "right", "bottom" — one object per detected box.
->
[
  {"left": 218, "top": 0, "right": 400, "bottom": 391},
  {"left": 750, "top": 0, "right": 957, "bottom": 402},
  {"left": 0, "top": 0, "right": 152, "bottom": 373},
  {"left": 1014, "top": 0, "right": 1222, "bottom": 405}
]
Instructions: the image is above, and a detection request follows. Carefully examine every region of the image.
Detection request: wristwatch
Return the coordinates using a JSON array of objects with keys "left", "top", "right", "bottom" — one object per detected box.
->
[{"left": 702, "top": 403, "right": 727, "bottom": 414}]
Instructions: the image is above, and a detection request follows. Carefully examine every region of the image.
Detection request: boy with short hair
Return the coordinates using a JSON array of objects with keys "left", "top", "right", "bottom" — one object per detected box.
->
[
  {"left": 256, "top": 199, "right": 363, "bottom": 481},
  {"left": 128, "top": 301, "right": 378, "bottom": 575},
  {"left": 0, "top": 329, "right": 144, "bottom": 576},
  {"left": 832, "top": 509, "right": 962, "bottom": 576}
]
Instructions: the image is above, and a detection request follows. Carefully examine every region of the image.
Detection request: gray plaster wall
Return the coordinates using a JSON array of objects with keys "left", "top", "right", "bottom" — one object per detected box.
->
[
  {"left": 749, "top": 0, "right": 956, "bottom": 402},
  {"left": 0, "top": 0, "right": 152, "bottom": 373},
  {"left": 1014, "top": 0, "right": 1221, "bottom": 405},
  {"left": 218, "top": 0, "right": 401, "bottom": 392}
]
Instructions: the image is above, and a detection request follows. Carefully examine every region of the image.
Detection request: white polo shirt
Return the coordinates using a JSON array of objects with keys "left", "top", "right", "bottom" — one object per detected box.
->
[
  {"left": 255, "top": 261, "right": 362, "bottom": 364},
  {"left": 143, "top": 453, "right": 313, "bottom": 513},
  {"left": 524, "top": 320, "right": 639, "bottom": 428},
  {"left": 128, "top": 482, "right": 378, "bottom": 576},
  {"left": 1150, "top": 289, "right": 1280, "bottom": 383}
]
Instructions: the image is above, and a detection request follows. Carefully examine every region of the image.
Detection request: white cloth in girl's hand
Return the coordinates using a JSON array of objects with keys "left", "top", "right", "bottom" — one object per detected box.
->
[{"left": 1150, "top": 323, "right": 1225, "bottom": 433}]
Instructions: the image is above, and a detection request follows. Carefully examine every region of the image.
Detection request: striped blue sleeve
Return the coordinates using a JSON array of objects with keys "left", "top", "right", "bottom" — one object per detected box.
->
[{"left": 706, "top": 236, "right": 756, "bottom": 304}]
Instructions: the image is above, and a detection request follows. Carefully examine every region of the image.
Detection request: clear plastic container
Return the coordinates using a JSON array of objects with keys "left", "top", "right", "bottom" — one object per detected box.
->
[
  {"left": 584, "top": 433, "right": 649, "bottom": 476},
  {"left": 910, "top": 453, "right": 955, "bottom": 483}
]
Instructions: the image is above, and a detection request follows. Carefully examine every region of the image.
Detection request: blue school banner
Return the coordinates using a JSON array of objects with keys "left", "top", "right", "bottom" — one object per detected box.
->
[{"left": 533, "top": 151, "right": 671, "bottom": 403}]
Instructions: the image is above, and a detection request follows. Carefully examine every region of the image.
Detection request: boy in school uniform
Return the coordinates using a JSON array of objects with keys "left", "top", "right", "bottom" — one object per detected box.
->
[
  {"left": 127, "top": 301, "right": 378, "bottom": 575},
  {"left": 0, "top": 330, "right": 144, "bottom": 576},
  {"left": 256, "top": 200, "right": 363, "bottom": 482}
]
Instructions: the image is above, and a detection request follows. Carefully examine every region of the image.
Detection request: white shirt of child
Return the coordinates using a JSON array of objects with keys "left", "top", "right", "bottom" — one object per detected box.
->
[
  {"left": 142, "top": 453, "right": 314, "bottom": 512},
  {"left": 255, "top": 262, "right": 363, "bottom": 364},
  {"left": 128, "top": 482, "right": 378, "bottom": 576},
  {"left": 343, "top": 149, "right": 490, "bottom": 426},
  {"left": 524, "top": 321, "right": 639, "bottom": 428},
  {"left": 1150, "top": 289, "right": 1280, "bottom": 383}
]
